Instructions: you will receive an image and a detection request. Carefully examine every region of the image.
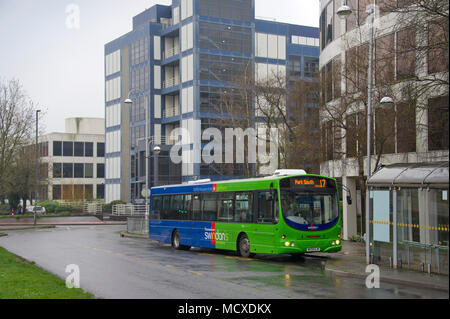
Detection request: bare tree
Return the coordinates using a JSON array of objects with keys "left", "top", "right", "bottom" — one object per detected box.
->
[
  {"left": 320, "top": 0, "right": 448, "bottom": 235},
  {"left": 0, "top": 79, "right": 40, "bottom": 199}
]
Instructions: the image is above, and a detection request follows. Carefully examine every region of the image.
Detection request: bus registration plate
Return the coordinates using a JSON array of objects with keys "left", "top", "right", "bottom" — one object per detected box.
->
[{"left": 307, "top": 247, "right": 321, "bottom": 252}]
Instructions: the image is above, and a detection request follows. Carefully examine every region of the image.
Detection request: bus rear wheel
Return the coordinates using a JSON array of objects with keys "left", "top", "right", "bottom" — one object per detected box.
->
[{"left": 237, "top": 234, "right": 254, "bottom": 258}]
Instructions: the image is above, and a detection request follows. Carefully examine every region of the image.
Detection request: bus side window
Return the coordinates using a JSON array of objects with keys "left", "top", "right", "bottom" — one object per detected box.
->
[
  {"left": 192, "top": 195, "right": 202, "bottom": 220},
  {"left": 184, "top": 194, "right": 192, "bottom": 220},
  {"left": 162, "top": 195, "right": 171, "bottom": 220},
  {"left": 151, "top": 196, "right": 162, "bottom": 220},
  {"left": 172, "top": 194, "right": 185, "bottom": 220},
  {"left": 257, "top": 191, "right": 274, "bottom": 224},
  {"left": 273, "top": 191, "right": 279, "bottom": 224},
  {"left": 202, "top": 194, "right": 218, "bottom": 221},
  {"left": 235, "top": 192, "right": 252, "bottom": 223}
]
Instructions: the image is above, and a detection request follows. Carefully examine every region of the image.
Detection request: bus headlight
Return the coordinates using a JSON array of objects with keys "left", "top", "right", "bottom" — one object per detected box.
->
[
  {"left": 290, "top": 242, "right": 295, "bottom": 247},
  {"left": 284, "top": 242, "right": 290, "bottom": 247},
  {"left": 332, "top": 241, "right": 335, "bottom": 245},
  {"left": 282, "top": 235, "right": 286, "bottom": 239},
  {"left": 336, "top": 240, "right": 340, "bottom": 245}
]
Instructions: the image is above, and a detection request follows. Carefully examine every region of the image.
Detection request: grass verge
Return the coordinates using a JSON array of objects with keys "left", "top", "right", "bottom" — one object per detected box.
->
[{"left": 0, "top": 246, "right": 95, "bottom": 299}]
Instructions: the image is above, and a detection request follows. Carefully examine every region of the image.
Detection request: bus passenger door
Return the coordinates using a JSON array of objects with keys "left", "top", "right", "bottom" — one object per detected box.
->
[{"left": 252, "top": 191, "right": 277, "bottom": 254}]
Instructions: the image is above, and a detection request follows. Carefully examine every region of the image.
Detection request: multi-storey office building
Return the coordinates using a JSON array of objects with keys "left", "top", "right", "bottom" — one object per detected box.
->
[
  {"left": 104, "top": 0, "right": 319, "bottom": 204},
  {"left": 38, "top": 118, "right": 106, "bottom": 201},
  {"left": 319, "top": 0, "right": 448, "bottom": 272}
]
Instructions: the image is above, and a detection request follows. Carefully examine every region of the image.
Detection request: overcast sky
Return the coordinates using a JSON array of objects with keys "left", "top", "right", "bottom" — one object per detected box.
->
[{"left": 0, "top": 0, "right": 320, "bottom": 134}]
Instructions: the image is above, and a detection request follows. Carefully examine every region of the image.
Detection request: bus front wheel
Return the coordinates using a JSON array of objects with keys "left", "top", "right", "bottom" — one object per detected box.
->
[
  {"left": 171, "top": 230, "right": 191, "bottom": 251},
  {"left": 237, "top": 234, "right": 254, "bottom": 258}
]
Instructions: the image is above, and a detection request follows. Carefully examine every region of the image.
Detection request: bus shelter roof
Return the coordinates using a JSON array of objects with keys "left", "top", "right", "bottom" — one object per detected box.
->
[{"left": 367, "top": 162, "right": 449, "bottom": 188}]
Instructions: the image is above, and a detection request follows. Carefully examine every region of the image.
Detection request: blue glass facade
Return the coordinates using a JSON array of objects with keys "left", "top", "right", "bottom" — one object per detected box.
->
[{"left": 104, "top": 0, "right": 319, "bottom": 203}]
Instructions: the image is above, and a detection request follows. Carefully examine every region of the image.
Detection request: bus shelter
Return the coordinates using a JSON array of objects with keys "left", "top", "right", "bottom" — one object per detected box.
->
[{"left": 367, "top": 162, "right": 449, "bottom": 274}]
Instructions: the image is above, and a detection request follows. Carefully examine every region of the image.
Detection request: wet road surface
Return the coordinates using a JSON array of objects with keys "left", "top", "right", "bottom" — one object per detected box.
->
[{"left": 0, "top": 225, "right": 447, "bottom": 299}]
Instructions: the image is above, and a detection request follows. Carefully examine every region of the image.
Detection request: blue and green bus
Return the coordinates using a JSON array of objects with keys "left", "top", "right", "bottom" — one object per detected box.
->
[{"left": 149, "top": 172, "right": 342, "bottom": 257}]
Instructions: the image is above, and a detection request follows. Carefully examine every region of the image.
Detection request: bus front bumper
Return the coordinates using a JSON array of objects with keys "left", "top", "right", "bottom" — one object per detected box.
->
[{"left": 275, "top": 241, "right": 342, "bottom": 254}]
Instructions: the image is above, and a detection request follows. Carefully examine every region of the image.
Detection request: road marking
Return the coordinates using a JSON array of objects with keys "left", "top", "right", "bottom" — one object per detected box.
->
[
  {"left": 166, "top": 265, "right": 176, "bottom": 269},
  {"left": 116, "top": 253, "right": 124, "bottom": 257},
  {"left": 147, "top": 260, "right": 159, "bottom": 264},
  {"left": 197, "top": 253, "right": 216, "bottom": 256},
  {"left": 187, "top": 270, "right": 203, "bottom": 276},
  {"left": 225, "top": 256, "right": 254, "bottom": 261}
]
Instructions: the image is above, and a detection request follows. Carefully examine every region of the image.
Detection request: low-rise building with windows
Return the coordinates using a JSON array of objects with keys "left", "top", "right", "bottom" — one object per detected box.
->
[{"left": 38, "top": 118, "right": 105, "bottom": 201}]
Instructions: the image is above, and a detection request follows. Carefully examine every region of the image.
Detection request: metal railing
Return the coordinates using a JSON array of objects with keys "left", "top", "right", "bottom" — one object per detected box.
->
[
  {"left": 83, "top": 202, "right": 103, "bottom": 214},
  {"left": 163, "top": 77, "right": 180, "bottom": 89},
  {"left": 163, "top": 47, "right": 180, "bottom": 60},
  {"left": 163, "top": 107, "right": 180, "bottom": 118},
  {"left": 161, "top": 18, "right": 173, "bottom": 30},
  {"left": 112, "top": 204, "right": 147, "bottom": 216}
]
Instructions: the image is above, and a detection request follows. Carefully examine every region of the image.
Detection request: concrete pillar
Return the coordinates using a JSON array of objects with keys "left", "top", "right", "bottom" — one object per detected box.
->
[{"left": 342, "top": 176, "right": 357, "bottom": 240}]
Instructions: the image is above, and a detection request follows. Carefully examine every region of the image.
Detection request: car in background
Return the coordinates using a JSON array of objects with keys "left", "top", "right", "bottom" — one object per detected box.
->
[{"left": 26, "top": 206, "right": 46, "bottom": 214}]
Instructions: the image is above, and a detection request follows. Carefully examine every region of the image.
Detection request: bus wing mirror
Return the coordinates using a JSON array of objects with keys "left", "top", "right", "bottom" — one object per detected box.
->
[{"left": 347, "top": 196, "right": 352, "bottom": 205}]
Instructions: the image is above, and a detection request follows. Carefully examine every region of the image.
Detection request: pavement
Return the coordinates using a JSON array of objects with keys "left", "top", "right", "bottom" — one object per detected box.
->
[
  {"left": 0, "top": 216, "right": 126, "bottom": 228},
  {"left": 319, "top": 240, "right": 449, "bottom": 292}
]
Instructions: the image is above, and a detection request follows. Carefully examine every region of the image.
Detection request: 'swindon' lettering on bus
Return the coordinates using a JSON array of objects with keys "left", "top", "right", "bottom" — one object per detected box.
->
[{"left": 204, "top": 222, "right": 228, "bottom": 244}]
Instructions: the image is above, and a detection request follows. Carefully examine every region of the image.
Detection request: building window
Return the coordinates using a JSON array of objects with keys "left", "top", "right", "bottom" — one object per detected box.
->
[
  {"left": 74, "top": 142, "right": 84, "bottom": 157},
  {"left": 131, "top": 65, "right": 150, "bottom": 93},
  {"left": 85, "top": 163, "right": 93, "bottom": 178},
  {"left": 289, "top": 56, "right": 301, "bottom": 77},
  {"left": 62, "top": 185, "right": 74, "bottom": 200},
  {"left": 131, "top": 37, "right": 149, "bottom": 66},
  {"left": 53, "top": 141, "right": 62, "bottom": 156},
  {"left": 63, "top": 142, "right": 73, "bottom": 157},
  {"left": 346, "top": 114, "right": 357, "bottom": 158},
  {"left": 198, "top": 0, "right": 252, "bottom": 22},
  {"left": 53, "top": 163, "right": 62, "bottom": 178},
  {"left": 396, "top": 102, "right": 416, "bottom": 153},
  {"left": 97, "top": 143, "right": 105, "bottom": 157},
  {"left": 85, "top": 185, "right": 93, "bottom": 200},
  {"left": 375, "top": 33, "right": 395, "bottom": 85},
  {"left": 304, "top": 57, "right": 319, "bottom": 78},
  {"left": 52, "top": 185, "right": 61, "bottom": 200},
  {"left": 39, "top": 142, "right": 48, "bottom": 157},
  {"left": 97, "top": 163, "right": 105, "bottom": 178},
  {"left": 63, "top": 163, "right": 73, "bottom": 178},
  {"left": 428, "top": 96, "right": 449, "bottom": 151},
  {"left": 85, "top": 142, "right": 93, "bottom": 157},
  {"left": 375, "top": 104, "right": 396, "bottom": 155},
  {"left": 199, "top": 22, "right": 252, "bottom": 54},
  {"left": 74, "top": 163, "right": 84, "bottom": 178},
  {"left": 396, "top": 27, "right": 416, "bottom": 79},
  {"left": 428, "top": 18, "right": 449, "bottom": 74},
  {"left": 96, "top": 184, "right": 105, "bottom": 199}
]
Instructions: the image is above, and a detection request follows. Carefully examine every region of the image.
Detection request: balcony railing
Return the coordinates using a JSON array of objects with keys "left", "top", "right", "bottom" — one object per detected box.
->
[
  {"left": 163, "top": 47, "right": 180, "bottom": 60},
  {"left": 163, "top": 107, "right": 180, "bottom": 118},
  {"left": 163, "top": 77, "right": 180, "bottom": 89}
]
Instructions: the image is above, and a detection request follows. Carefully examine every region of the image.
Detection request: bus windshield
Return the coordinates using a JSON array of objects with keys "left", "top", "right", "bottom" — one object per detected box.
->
[{"left": 281, "top": 190, "right": 338, "bottom": 229}]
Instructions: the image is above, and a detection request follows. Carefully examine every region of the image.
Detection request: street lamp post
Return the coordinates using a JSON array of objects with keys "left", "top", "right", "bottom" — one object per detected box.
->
[
  {"left": 380, "top": 96, "right": 396, "bottom": 268},
  {"left": 153, "top": 145, "right": 161, "bottom": 188},
  {"left": 34, "top": 109, "right": 41, "bottom": 226},
  {"left": 125, "top": 92, "right": 150, "bottom": 227},
  {"left": 338, "top": 0, "right": 376, "bottom": 264}
]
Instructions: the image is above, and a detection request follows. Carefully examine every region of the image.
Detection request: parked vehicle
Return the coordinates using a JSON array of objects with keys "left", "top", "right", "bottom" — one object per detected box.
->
[{"left": 27, "top": 206, "right": 46, "bottom": 214}]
